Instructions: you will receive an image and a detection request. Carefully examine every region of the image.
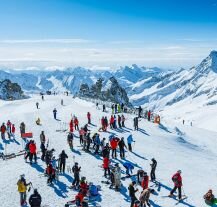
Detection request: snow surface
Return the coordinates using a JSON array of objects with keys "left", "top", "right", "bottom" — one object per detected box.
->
[{"left": 0, "top": 95, "right": 216, "bottom": 207}]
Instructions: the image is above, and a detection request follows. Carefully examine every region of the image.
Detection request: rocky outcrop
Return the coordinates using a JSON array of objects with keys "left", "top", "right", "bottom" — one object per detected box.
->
[{"left": 0, "top": 79, "right": 26, "bottom": 100}]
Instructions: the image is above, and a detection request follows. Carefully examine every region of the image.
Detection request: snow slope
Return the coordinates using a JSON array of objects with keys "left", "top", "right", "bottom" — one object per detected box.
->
[{"left": 0, "top": 95, "right": 216, "bottom": 207}]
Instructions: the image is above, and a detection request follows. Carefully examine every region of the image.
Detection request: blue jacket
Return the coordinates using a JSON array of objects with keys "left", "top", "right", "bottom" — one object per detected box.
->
[{"left": 127, "top": 135, "right": 133, "bottom": 144}]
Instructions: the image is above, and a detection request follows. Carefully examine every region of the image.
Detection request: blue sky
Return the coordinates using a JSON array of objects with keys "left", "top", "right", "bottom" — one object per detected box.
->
[{"left": 0, "top": 0, "right": 216, "bottom": 69}]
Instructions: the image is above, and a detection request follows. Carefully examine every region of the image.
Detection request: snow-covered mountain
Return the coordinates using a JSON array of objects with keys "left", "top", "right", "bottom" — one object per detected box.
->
[{"left": 129, "top": 51, "right": 217, "bottom": 109}]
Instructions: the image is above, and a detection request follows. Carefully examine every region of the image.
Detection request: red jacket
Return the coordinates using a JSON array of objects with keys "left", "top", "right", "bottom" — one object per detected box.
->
[
  {"left": 46, "top": 165, "right": 55, "bottom": 175},
  {"left": 12, "top": 125, "right": 15, "bottom": 133},
  {"left": 110, "top": 117, "right": 114, "bottom": 124},
  {"left": 74, "top": 118, "right": 79, "bottom": 125},
  {"left": 69, "top": 120, "right": 73, "bottom": 132},
  {"left": 172, "top": 172, "right": 182, "bottom": 187},
  {"left": 29, "top": 143, "right": 36, "bottom": 154},
  {"left": 110, "top": 139, "right": 119, "bottom": 149},
  {"left": 141, "top": 175, "right": 149, "bottom": 189},
  {"left": 103, "top": 157, "right": 110, "bottom": 169},
  {"left": 148, "top": 111, "right": 151, "bottom": 117},
  {"left": 1, "top": 125, "right": 6, "bottom": 133},
  {"left": 75, "top": 192, "right": 84, "bottom": 202}
]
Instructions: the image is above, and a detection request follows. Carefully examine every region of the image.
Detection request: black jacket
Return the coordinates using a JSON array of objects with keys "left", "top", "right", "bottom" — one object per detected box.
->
[
  {"left": 29, "top": 192, "right": 42, "bottom": 207},
  {"left": 128, "top": 184, "right": 138, "bottom": 197},
  {"left": 59, "top": 152, "right": 68, "bottom": 163}
]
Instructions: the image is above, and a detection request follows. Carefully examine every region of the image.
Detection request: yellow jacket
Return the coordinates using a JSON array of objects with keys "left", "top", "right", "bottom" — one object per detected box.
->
[{"left": 17, "top": 179, "right": 27, "bottom": 193}]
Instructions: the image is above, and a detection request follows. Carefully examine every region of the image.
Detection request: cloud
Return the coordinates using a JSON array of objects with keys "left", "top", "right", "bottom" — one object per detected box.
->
[{"left": 0, "top": 38, "right": 91, "bottom": 44}]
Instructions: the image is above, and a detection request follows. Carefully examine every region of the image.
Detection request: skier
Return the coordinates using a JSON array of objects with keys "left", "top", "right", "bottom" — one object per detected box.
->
[
  {"left": 114, "top": 163, "right": 121, "bottom": 191},
  {"left": 110, "top": 115, "right": 114, "bottom": 129},
  {"left": 40, "top": 142, "right": 46, "bottom": 161},
  {"left": 103, "top": 104, "right": 106, "bottom": 112},
  {"left": 138, "top": 106, "right": 142, "bottom": 118},
  {"left": 69, "top": 119, "right": 74, "bottom": 133},
  {"left": 183, "top": 120, "right": 185, "bottom": 125},
  {"left": 40, "top": 131, "right": 46, "bottom": 144},
  {"left": 110, "top": 137, "right": 119, "bottom": 158},
  {"left": 111, "top": 104, "right": 114, "bottom": 114},
  {"left": 147, "top": 110, "right": 151, "bottom": 121},
  {"left": 137, "top": 170, "right": 145, "bottom": 185},
  {"left": 20, "top": 122, "right": 26, "bottom": 136},
  {"left": 87, "top": 112, "right": 91, "bottom": 124},
  {"left": 133, "top": 117, "right": 139, "bottom": 131},
  {"left": 29, "top": 189, "right": 42, "bottom": 207},
  {"left": 74, "top": 117, "right": 79, "bottom": 130},
  {"left": 139, "top": 188, "right": 151, "bottom": 207},
  {"left": 36, "top": 117, "right": 41, "bottom": 125},
  {"left": 96, "top": 102, "right": 99, "bottom": 109},
  {"left": 150, "top": 158, "right": 157, "bottom": 182},
  {"left": 94, "top": 133, "right": 100, "bottom": 154},
  {"left": 46, "top": 163, "right": 55, "bottom": 184},
  {"left": 67, "top": 132, "right": 74, "bottom": 149},
  {"left": 121, "top": 114, "right": 125, "bottom": 127},
  {"left": 141, "top": 172, "right": 149, "bottom": 190},
  {"left": 29, "top": 140, "right": 37, "bottom": 165},
  {"left": 103, "top": 156, "right": 110, "bottom": 177},
  {"left": 128, "top": 181, "right": 138, "bottom": 207},
  {"left": 17, "top": 174, "right": 31, "bottom": 206},
  {"left": 53, "top": 108, "right": 57, "bottom": 119},
  {"left": 61, "top": 99, "right": 63, "bottom": 106},
  {"left": 204, "top": 189, "right": 215, "bottom": 205},
  {"left": 6, "top": 120, "right": 12, "bottom": 139},
  {"left": 79, "top": 127, "right": 85, "bottom": 145},
  {"left": 118, "top": 115, "right": 122, "bottom": 128},
  {"left": 36, "top": 102, "right": 39, "bottom": 109},
  {"left": 102, "top": 143, "right": 110, "bottom": 158},
  {"left": 72, "top": 162, "right": 81, "bottom": 188},
  {"left": 169, "top": 170, "right": 183, "bottom": 200},
  {"left": 24, "top": 140, "right": 31, "bottom": 162},
  {"left": 11, "top": 124, "right": 16, "bottom": 139},
  {"left": 118, "top": 137, "right": 127, "bottom": 159},
  {"left": 113, "top": 115, "right": 117, "bottom": 129},
  {"left": 121, "top": 103, "right": 124, "bottom": 112},
  {"left": 0, "top": 123, "right": 6, "bottom": 139},
  {"left": 127, "top": 134, "right": 135, "bottom": 152},
  {"left": 59, "top": 150, "right": 68, "bottom": 173},
  {"left": 114, "top": 104, "right": 118, "bottom": 114},
  {"left": 118, "top": 104, "right": 121, "bottom": 113},
  {"left": 123, "top": 161, "right": 134, "bottom": 176},
  {"left": 41, "top": 95, "right": 44, "bottom": 101}
]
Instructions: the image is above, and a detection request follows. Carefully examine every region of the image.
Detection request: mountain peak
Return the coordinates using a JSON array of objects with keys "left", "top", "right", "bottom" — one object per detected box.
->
[{"left": 196, "top": 50, "right": 217, "bottom": 73}]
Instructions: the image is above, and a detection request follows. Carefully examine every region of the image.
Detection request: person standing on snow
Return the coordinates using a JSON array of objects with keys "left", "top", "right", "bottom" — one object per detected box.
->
[
  {"left": 133, "top": 117, "right": 139, "bottom": 131},
  {"left": 59, "top": 150, "right": 68, "bottom": 173},
  {"left": 121, "top": 114, "right": 125, "bottom": 127},
  {"left": 20, "top": 122, "right": 26, "bottom": 136},
  {"left": 141, "top": 172, "right": 149, "bottom": 190},
  {"left": 6, "top": 120, "right": 12, "bottom": 139},
  {"left": 118, "top": 137, "right": 127, "bottom": 159},
  {"left": 69, "top": 119, "right": 74, "bottom": 133},
  {"left": 169, "top": 170, "right": 183, "bottom": 200},
  {"left": 103, "top": 156, "right": 110, "bottom": 177},
  {"left": 102, "top": 104, "right": 106, "bottom": 112},
  {"left": 87, "top": 112, "right": 91, "bottom": 124},
  {"left": 67, "top": 132, "right": 74, "bottom": 149},
  {"left": 110, "top": 137, "right": 119, "bottom": 158},
  {"left": 17, "top": 174, "right": 31, "bottom": 206},
  {"left": 72, "top": 162, "right": 81, "bottom": 188},
  {"left": 94, "top": 133, "right": 100, "bottom": 154},
  {"left": 53, "top": 108, "right": 57, "bottom": 119},
  {"left": 110, "top": 115, "right": 114, "bottom": 129},
  {"left": 61, "top": 99, "right": 63, "bottom": 106},
  {"left": 147, "top": 110, "right": 151, "bottom": 121},
  {"left": 114, "top": 163, "right": 122, "bottom": 191},
  {"left": 127, "top": 134, "right": 135, "bottom": 152},
  {"left": 40, "top": 141, "right": 46, "bottom": 161},
  {"left": 150, "top": 158, "right": 157, "bottom": 182},
  {"left": 29, "top": 189, "right": 42, "bottom": 207},
  {"left": 118, "top": 115, "right": 122, "bottom": 128},
  {"left": 128, "top": 181, "right": 138, "bottom": 207},
  {"left": 11, "top": 124, "right": 16, "bottom": 139},
  {"left": 0, "top": 123, "right": 6, "bottom": 139},
  {"left": 138, "top": 106, "right": 142, "bottom": 118},
  {"left": 36, "top": 102, "right": 39, "bottom": 109},
  {"left": 40, "top": 131, "right": 46, "bottom": 144},
  {"left": 74, "top": 117, "right": 79, "bottom": 130},
  {"left": 29, "top": 140, "right": 37, "bottom": 165},
  {"left": 139, "top": 188, "right": 151, "bottom": 207}
]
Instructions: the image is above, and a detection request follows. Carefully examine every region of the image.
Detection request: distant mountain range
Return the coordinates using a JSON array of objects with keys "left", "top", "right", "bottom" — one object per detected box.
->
[{"left": 0, "top": 51, "right": 217, "bottom": 111}]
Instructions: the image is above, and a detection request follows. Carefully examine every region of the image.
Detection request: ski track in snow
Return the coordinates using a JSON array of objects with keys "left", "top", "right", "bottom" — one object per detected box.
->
[{"left": 0, "top": 95, "right": 216, "bottom": 207}]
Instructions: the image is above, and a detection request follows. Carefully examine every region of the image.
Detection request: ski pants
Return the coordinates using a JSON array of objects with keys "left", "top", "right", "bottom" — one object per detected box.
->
[
  {"left": 72, "top": 174, "right": 80, "bottom": 186},
  {"left": 104, "top": 168, "right": 110, "bottom": 176},
  {"left": 19, "top": 192, "right": 27, "bottom": 205},
  {"left": 130, "top": 196, "right": 137, "bottom": 207},
  {"left": 119, "top": 147, "right": 125, "bottom": 158},
  {"left": 1, "top": 132, "right": 5, "bottom": 139},
  {"left": 128, "top": 143, "right": 132, "bottom": 152},
  {"left": 41, "top": 150, "right": 46, "bottom": 161},
  {"left": 171, "top": 186, "right": 182, "bottom": 199},
  {"left": 150, "top": 168, "right": 156, "bottom": 181},
  {"left": 112, "top": 149, "right": 117, "bottom": 158},
  {"left": 60, "top": 161, "right": 66, "bottom": 173},
  {"left": 29, "top": 153, "right": 37, "bottom": 163}
]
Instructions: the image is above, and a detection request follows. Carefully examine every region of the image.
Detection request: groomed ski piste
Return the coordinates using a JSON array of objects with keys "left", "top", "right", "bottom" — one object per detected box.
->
[{"left": 0, "top": 94, "right": 216, "bottom": 207}]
